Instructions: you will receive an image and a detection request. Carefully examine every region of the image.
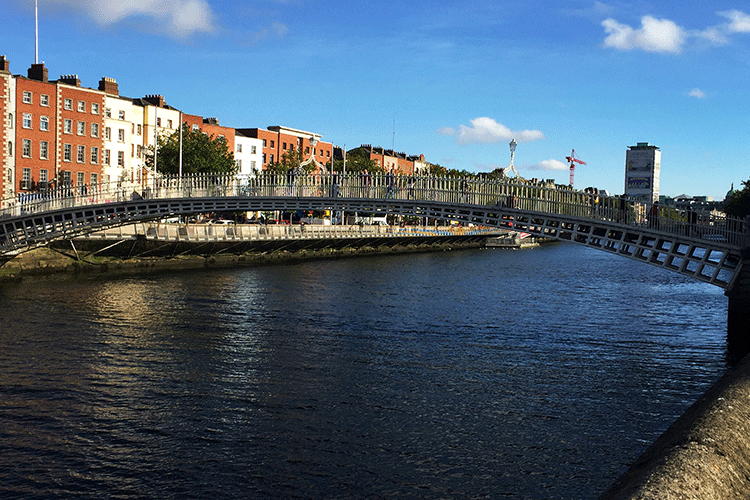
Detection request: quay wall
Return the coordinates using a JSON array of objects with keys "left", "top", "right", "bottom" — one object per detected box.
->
[{"left": 599, "top": 352, "right": 750, "bottom": 499}]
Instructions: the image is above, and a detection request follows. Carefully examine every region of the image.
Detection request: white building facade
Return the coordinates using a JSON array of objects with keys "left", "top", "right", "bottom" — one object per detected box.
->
[{"left": 625, "top": 142, "right": 660, "bottom": 203}]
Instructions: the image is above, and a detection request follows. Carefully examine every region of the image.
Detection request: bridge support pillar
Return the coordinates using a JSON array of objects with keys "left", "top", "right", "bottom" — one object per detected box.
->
[{"left": 726, "top": 249, "right": 750, "bottom": 362}]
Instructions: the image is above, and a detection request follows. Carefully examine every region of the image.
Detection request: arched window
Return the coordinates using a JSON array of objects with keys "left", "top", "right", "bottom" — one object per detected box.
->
[
  {"left": 7, "top": 141, "right": 12, "bottom": 157},
  {"left": 8, "top": 113, "right": 13, "bottom": 128}
]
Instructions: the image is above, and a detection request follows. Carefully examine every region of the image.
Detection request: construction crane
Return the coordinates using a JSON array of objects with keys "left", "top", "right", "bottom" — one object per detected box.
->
[{"left": 566, "top": 150, "right": 586, "bottom": 187}]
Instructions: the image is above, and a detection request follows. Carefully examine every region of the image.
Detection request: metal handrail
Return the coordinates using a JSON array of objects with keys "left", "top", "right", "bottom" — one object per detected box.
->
[{"left": 2, "top": 172, "right": 746, "bottom": 248}]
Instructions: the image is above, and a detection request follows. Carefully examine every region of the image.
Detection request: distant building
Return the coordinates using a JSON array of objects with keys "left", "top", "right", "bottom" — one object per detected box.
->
[
  {"left": 236, "top": 126, "right": 332, "bottom": 172},
  {"left": 625, "top": 142, "right": 660, "bottom": 203}
]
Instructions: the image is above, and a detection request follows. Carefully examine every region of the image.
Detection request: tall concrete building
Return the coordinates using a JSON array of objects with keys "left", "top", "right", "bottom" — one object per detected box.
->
[{"left": 625, "top": 142, "right": 660, "bottom": 203}]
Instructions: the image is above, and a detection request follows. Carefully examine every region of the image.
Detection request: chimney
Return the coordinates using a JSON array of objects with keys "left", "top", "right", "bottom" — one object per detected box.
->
[
  {"left": 28, "top": 62, "right": 48, "bottom": 82},
  {"left": 143, "top": 94, "right": 165, "bottom": 107},
  {"left": 59, "top": 74, "right": 81, "bottom": 86},
  {"left": 98, "top": 77, "right": 119, "bottom": 95},
  {"left": 0, "top": 55, "right": 9, "bottom": 73}
]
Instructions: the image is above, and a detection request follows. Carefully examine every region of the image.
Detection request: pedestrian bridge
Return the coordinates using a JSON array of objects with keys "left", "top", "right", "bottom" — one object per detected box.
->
[{"left": 1, "top": 172, "right": 747, "bottom": 292}]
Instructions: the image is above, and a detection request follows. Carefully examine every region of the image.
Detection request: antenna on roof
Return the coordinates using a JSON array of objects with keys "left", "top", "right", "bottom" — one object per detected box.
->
[{"left": 34, "top": 0, "right": 39, "bottom": 64}]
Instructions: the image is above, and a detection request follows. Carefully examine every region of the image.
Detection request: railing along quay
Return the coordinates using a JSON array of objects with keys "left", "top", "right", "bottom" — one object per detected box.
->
[
  {"left": 81, "top": 223, "right": 501, "bottom": 243},
  {"left": 2, "top": 171, "right": 745, "bottom": 248}
]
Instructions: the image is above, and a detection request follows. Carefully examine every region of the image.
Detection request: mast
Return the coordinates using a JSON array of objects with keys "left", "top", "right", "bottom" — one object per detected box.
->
[{"left": 34, "top": 0, "right": 39, "bottom": 64}]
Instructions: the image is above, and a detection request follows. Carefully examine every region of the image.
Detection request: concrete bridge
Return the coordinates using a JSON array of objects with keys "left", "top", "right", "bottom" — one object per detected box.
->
[{"left": 1, "top": 172, "right": 748, "bottom": 308}]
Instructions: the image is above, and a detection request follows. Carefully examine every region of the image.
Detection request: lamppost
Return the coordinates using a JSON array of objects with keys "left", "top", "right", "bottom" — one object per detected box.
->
[{"left": 508, "top": 138, "right": 520, "bottom": 177}]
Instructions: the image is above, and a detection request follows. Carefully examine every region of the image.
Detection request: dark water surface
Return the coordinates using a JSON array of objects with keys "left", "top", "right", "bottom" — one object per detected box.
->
[{"left": 0, "top": 243, "right": 730, "bottom": 499}]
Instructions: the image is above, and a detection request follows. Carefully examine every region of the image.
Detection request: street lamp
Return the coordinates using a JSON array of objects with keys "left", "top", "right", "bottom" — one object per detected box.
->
[{"left": 507, "top": 138, "right": 520, "bottom": 177}]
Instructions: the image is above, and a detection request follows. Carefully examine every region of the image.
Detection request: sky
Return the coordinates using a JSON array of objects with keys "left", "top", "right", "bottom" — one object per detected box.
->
[{"left": 4, "top": 0, "right": 750, "bottom": 199}]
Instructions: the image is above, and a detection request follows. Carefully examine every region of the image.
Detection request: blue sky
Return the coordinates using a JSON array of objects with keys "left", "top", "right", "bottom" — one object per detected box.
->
[{"left": 5, "top": 0, "right": 750, "bottom": 199}]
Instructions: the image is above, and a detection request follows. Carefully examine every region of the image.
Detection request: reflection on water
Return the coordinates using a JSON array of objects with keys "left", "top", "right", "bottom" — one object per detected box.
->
[{"left": 0, "top": 244, "right": 730, "bottom": 499}]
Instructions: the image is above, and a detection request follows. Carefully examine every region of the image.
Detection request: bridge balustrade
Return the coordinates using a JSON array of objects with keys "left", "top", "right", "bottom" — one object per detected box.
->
[{"left": 1, "top": 172, "right": 746, "bottom": 249}]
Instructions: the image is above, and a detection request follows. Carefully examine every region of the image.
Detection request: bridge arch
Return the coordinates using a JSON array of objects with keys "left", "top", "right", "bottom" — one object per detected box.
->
[{"left": 1, "top": 172, "right": 746, "bottom": 293}]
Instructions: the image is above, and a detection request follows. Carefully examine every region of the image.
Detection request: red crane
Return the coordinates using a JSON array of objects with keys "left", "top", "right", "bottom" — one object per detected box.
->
[{"left": 566, "top": 150, "right": 586, "bottom": 187}]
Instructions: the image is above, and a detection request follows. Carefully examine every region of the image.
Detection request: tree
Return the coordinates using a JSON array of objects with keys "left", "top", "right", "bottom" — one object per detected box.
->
[
  {"left": 724, "top": 179, "right": 750, "bottom": 218},
  {"left": 146, "top": 124, "right": 236, "bottom": 175},
  {"left": 330, "top": 148, "right": 379, "bottom": 173}
]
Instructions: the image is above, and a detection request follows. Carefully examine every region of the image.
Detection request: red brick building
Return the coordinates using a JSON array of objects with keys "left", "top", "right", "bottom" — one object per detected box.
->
[
  {"left": 354, "top": 145, "right": 420, "bottom": 175},
  {"left": 237, "top": 126, "right": 333, "bottom": 172},
  {"left": 13, "top": 62, "right": 106, "bottom": 192},
  {"left": 182, "top": 113, "right": 235, "bottom": 154},
  {"left": 0, "top": 56, "right": 11, "bottom": 202}
]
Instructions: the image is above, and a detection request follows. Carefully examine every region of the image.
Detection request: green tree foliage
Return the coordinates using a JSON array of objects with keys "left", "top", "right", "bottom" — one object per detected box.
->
[
  {"left": 332, "top": 148, "right": 380, "bottom": 173},
  {"left": 724, "top": 179, "right": 750, "bottom": 218},
  {"left": 268, "top": 147, "right": 305, "bottom": 173},
  {"left": 147, "top": 124, "right": 236, "bottom": 175}
]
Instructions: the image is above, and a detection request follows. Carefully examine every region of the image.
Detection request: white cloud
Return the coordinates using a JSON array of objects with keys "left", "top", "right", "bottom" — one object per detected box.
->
[
  {"left": 47, "top": 0, "right": 216, "bottom": 40},
  {"left": 602, "top": 15, "right": 685, "bottom": 53},
  {"left": 529, "top": 159, "right": 569, "bottom": 171},
  {"left": 689, "top": 88, "right": 706, "bottom": 98},
  {"left": 439, "top": 117, "right": 544, "bottom": 145},
  {"left": 720, "top": 9, "right": 750, "bottom": 33}
]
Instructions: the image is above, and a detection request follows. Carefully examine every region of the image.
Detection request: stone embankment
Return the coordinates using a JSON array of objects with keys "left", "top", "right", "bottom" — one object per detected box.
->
[{"left": 599, "top": 353, "right": 750, "bottom": 499}]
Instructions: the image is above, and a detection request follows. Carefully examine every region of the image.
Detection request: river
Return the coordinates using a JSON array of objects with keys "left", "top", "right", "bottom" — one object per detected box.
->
[{"left": 0, "top": 243, "right": 731, "bottom": 499}]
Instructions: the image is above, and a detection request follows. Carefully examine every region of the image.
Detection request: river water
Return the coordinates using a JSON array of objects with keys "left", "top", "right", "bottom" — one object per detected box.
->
[{"left": 0, "top": 243, "right": 731, "bottom": 499}]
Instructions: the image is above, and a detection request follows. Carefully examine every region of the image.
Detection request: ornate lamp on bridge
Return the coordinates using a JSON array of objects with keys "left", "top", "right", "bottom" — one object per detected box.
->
[
  {"left": 506, "top": 138, "right": 521, "bottom": 178},
  {"left": 300, "top": 136, "right": 324, "bottom": 172}
]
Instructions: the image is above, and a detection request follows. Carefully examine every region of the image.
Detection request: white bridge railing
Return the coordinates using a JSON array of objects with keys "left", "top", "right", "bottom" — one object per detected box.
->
[{"left": 1, "top": 172, "right": 746, "bottom": 248}]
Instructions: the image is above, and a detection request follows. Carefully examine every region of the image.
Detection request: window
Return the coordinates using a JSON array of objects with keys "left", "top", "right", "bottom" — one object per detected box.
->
[
  {"left": 192, "top": 124, "right": 199, "bottom": 131},
  {"left": 77, "top": 121, "right": 85, "bottom": 135},
  {"left": 21, "top": 168, "right": 31, "bottom": 189},
  {"left": 78, "top": 100, "right": 86, "bottom": 112},
  {"left": 64, "top": 144, "right": 72, "bottom": 162},
  {"left": 7, "top": 141, "right": 12, "bottom": 157},
  {"left": 91, "top": 147, "right": 99, "bottom": 164},
  {"left": 283, "top": 142, "right": 287, "bottom": 150},
  {"left": 90, "top": 173, "right": 98, "bottom": 185},
  {"left": 77, "top": 145, "right": 85, "bottom": 163},
  {"left": 105, "top": 108, "right": 111, "bottom": 118},
  {"left": 104, "top": 150, "right": 111, "bottom": 166},
  {"left": 40, "top": 116, "right": 49, "bottom": 131},
  {"left": 61, "top": 171, "right": 71, "bottom": 187},
  {"left": 118, "top": 129, "right": 125, "bottom": 142},
  {"left": 270, "top": 140, "right": 275, "bottom": 148},
  {"left": 131, "top": 123, "right": 135, "bottom": 134},
  {"left": 117, "top": 151, "right": 124, "bottom": 167},
  {"left": 262, "top": 139, "right": 267, "bottom": 147},
  {"left": 105, "top": 127, "right": 111, "bottom": 140},
  {"left": 237, "top": 144, "right": 242, "bottom": 153},
  {"left": 40, "top": 140, "right": 48, "bottom": 160},
  {"left": 156, "top": 117, "right": 162, "bottom": 127},
  {"left": 91, "top": 102, "right": 99, "bottom": 114},
  {"left": 22, "top": 91, "right": 32, "bottom": 104},
  {"left": 167, "top": 119, "right": 172, "bottom": 128},
  {"left": 91, "top": 123, "right": 99, "bottom": 138},
  {"left": 118, "top": 110, "right": 125, "bottom": 120},
  {"left": 77, "top": 172, "right": 85, "bottom": 187},
  {"left": 22, "top": 139, "right": 31, "bottom": 158},
  {"left": 22, "top": 113, "right": 32, "bottom": 129},
  {"left": 137, "top": 124, "right": 142, "bottom": 135},
  {"left": 41, "top": 94, "right": 49, "bottom": 107},
  {"left": 8, "top": 113, "right": 12, "bottom": 128},
  {"left": 251, "top": 160, "right": 256, "bottom": 170},
  {"left": 64, "top": 119, "right": 73, "bottom": 134},
  {"left": 251, "top": 145, "right": 256, "bottom": 154},
  {"left": 236, "top": 159, "right": 242, "bottom": 168},
  {"left": 64, "top": 98, "right": 73, "bottom": 110},
  {"left": 40, "top": 169, "right": 48, "bottom": 186}
]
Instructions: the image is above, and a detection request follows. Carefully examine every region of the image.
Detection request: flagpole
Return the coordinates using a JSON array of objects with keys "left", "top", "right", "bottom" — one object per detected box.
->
[{"left": 34, "top": 0, "right": 39, "bottom": 64}]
